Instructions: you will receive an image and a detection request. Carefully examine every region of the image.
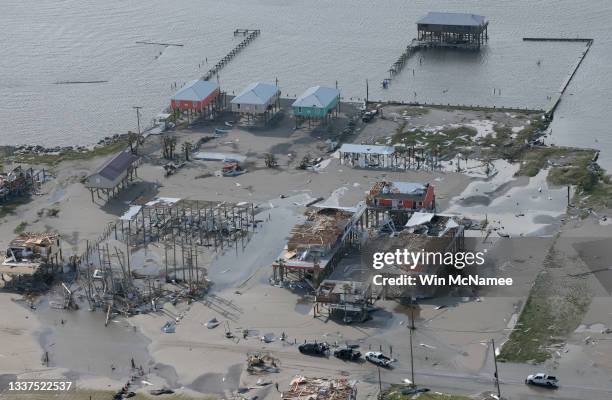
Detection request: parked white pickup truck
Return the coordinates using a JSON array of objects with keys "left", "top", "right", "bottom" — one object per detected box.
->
[{"left": 525, "top": 373, "right": 559, "bottom": 388}]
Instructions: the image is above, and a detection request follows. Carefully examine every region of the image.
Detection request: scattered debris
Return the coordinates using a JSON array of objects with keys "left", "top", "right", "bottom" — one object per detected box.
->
[
  {"left": 247, "top": 352, "right": 280, "bottom": 374},
  {"left": 282, "top": 376, "right": 356, "bottom": 400}
]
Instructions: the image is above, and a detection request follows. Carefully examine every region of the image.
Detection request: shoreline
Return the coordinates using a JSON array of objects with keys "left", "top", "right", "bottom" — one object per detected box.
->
[{"left": 1, "top": 100, "right": 612, "bottom": 399}]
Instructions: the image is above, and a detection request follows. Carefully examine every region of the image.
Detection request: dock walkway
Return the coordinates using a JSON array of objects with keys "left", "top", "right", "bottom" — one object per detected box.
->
[
  {"left": 202, "top": 29, "right": 260, "bottom": 81},
  {"left": 523, "top": 37, "right": 594, "bottom": 116},
  {"left": 388, "top": 39, "right": 482, "bottom": 81}
]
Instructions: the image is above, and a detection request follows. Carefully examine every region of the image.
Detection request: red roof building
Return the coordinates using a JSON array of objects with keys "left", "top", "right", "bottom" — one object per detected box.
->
[
  {"left": 170, "top": 80, "right": 220, "bottom": 111},
  {"left": 367, "top": 181, "right": 435, "bottom": 211}
]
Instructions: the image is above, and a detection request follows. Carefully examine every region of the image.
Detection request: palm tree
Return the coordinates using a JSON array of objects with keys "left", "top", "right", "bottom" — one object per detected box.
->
[
  {"left": 127, "top": 131, "right": 138, "bottom": 154},
  {"left": 162, "top": 135, "right": 177, "bottom": 160},
  {"left": 182, "top": 141, "right": 192, "bottom": 161},
  {"left": 264, "top": 153, "right": 277, "bottom": 168}
]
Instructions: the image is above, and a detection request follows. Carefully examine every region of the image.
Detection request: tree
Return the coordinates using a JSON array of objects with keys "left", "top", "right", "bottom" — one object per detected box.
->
[
  {"left": 127, "top": 131, "right": 138, "bottom": 154},
  {"left": 264, "top": 153, "right": 278, "bottom": 168},
  {"left": 297, "top": 153, "right": 312, "bottom": 170},
  {"left": 182, "top": 141, "right": 192, "bottom": 161},
  {"left": 162, "top": 135, "right": 177, "bottom": 160}
]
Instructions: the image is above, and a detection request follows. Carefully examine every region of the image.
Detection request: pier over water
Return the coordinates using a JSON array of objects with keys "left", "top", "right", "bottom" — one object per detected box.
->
[{"left": 202, "top": 29, "right": 261, "bottom": 81}]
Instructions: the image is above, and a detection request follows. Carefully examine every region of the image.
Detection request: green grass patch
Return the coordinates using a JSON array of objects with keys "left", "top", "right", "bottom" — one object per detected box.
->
[
  {"left": 380, "top": 124, "right": 477, "bottom": 157},
  {"left": 0, "top": 202, "right": 21, "bottom": 218},
  {"left": 14, "top": 221, "right": 28, "bottom": 234},
  {"left": 12, "top": 137, "right": 130, "bottom": 165},
  {"left": 515, "top": 147, "right": 596, "bottom": 179},
  {"left": 399, "top": 106, "right": 430, "bottom": 117},
  {"left": 576, "top": 180, "right": 612, "bottom": 209},
  {"left": 498, "top": 249, "right": 590, "bottom": 363},
  {"left": 382, "top": 385, "right": 472, "bottom": 400}
]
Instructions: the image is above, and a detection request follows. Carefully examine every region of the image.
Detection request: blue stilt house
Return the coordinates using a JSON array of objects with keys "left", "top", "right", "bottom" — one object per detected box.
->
[{"left": 292, "top": 86, "right": 340, "bottom": 126}]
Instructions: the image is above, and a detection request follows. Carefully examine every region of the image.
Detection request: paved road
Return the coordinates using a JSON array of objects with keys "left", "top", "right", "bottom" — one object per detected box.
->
[{"left": 159, "top": 337, "right": 612, "bottom": 400}]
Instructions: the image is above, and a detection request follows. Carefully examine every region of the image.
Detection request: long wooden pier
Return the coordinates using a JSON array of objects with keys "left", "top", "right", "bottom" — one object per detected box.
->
[
  {"left": 202, "top": 29, "right": 261, "bottom": 81},
  {"left": 388, "top": 39, "right": 422, "bottom": 78},
  {"left": 387, "top": 39, "right": 482, "bottom": 81},
  {"left": 523, "top": 37, "right": 594, "bottom": 116}
]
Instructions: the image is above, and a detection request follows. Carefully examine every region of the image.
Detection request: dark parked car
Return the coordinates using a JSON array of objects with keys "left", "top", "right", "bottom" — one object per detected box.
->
[
  {"left": 333, "top": 347, "right": 361, "bottom": 361},
  {"left": 361, "top": 110, "right": 376, "bottom": 122},
  {"left": 298, "top": 342, "right": 329, "bottom": 356}
]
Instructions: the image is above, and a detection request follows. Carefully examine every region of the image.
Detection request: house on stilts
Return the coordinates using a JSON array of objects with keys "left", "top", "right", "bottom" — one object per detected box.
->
[
  {"left": 230, "top": 82, "right": 281, "bottom": 125},
  {"left": 292, "top": 86, "right": 340, "bottom": 128}
]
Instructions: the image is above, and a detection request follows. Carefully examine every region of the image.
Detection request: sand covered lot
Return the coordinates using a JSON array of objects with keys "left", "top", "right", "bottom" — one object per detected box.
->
[{"left": 1, "top": 104, "right": 612, "bottom": 399}]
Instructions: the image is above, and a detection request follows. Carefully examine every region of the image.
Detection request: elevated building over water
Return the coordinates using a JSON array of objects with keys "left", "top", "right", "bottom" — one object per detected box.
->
[{"left": 416, "top": 12, "right": 488, "bottom": 49}]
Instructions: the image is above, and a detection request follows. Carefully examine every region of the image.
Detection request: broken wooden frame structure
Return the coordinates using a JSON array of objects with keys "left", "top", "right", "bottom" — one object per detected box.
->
[
  {"left": 78, "top": 199, "right": 257, "bottom": 318},
  {"left": 375, "top": 225, "right": 466, "bottom": 299},
  {"left": 272, "top": 204, "right": 367, "bottom": 288},
  {"left": 0, "top": 232, "right": 64, "bottom": 292},
  {"left": 313, "top": 279, "right": 373, "bottom": 322},
  {"left": 0, "top": 166, "right": 48, "bottom": 203}
]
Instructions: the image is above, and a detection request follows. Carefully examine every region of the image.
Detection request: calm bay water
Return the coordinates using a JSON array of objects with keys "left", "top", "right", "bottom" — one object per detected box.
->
[{"left": 1, "top": 0, "right": 611, "bottom": 169}]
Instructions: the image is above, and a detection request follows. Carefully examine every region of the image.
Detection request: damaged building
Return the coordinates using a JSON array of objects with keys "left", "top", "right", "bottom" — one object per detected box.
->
[
  {"left": 273, "top": 182, "right": 468, "bottom": 308},
  {"left": 366, "top": 181, "right": 435, "bottom": 227},
  {"left": 2, "top": 232, "right": 61, "bottom": 268},
  {"left": 272, "top": 206, "right": 366, "bottom": 288},
  {"left": 0, "top": 233, "right": 62, "bottom": 291},
  {"left": 366, "top": 213, "right": 466, "bottom": 299},
  {"left": 0, "top": 166, "right": 47, "bottom": 203},
  {"left": 79, "top": 198, "right": 257, "bottom": 320},
  {"left": 314, "top": 279, "right": 373, "bottom": 322}
]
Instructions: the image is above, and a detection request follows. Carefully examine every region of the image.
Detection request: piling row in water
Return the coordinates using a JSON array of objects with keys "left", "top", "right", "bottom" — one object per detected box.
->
[
  {"left": 202, "top": 29, "right": 261, "bottom": 81},
  {"left": 388, "top": 39, "right": 421, "bottom": 78}
]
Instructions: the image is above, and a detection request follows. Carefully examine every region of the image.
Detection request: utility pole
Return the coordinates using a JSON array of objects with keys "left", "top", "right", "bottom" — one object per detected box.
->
[
  {"left": 133, "top": 106, "right": 142, "bottom": 135},
  {"left": 365, "top": 79, "right": 369, "bottom": 106},
  {"left": 491, "top": 339, "right": 502, "bottom": 399},
  {"left": 409, "top": 322, "right": 415, "bottom": 387},
  {"left": 377, "top": 366, "right": 382, "bottom": 395},
  {"left": 408, "top": 298, "right": 416, "bottom": 387}
]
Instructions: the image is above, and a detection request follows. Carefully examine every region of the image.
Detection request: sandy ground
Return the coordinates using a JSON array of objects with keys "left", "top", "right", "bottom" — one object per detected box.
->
[{"left": 1, "top": 105, "right": 611, "bottom": 399}]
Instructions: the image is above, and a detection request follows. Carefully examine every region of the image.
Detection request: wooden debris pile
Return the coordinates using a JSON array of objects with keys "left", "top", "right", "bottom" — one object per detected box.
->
[{"left": 282, "top": 376, "right": 356, "bottom": 400}]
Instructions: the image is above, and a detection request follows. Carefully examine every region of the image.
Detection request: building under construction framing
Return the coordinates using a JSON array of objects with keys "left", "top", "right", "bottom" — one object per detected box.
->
[{"left": 78, "top": 198, "right": 256, "bottom": 319}]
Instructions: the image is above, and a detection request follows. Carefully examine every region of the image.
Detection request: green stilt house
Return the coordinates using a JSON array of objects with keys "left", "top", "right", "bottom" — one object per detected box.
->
[{"left": 292, "top": 86, "right": 340, "bottom": 127}]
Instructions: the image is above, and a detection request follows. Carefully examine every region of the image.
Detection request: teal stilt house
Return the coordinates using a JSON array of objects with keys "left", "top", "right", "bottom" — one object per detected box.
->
[{"left": 292, "top": 86, "right": 340, "bottom": 127}]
